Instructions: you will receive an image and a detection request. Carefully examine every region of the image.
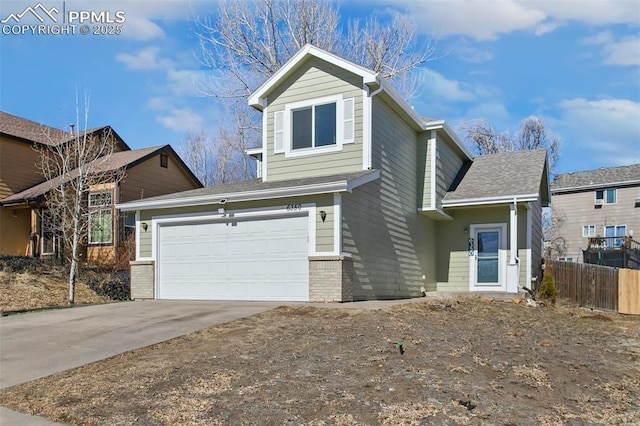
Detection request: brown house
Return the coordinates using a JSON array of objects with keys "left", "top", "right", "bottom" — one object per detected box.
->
[{"left": 0, "top": 111, "right": 202, "bottom": 265}]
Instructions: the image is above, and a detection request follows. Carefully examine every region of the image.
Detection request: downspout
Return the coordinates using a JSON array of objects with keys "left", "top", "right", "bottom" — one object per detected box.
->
[
  {"left": 364, "top": 81, "right": 383, "bottom": 170},
  {"left": 509, "top": 197, "right": 521, "bottom": 292}
]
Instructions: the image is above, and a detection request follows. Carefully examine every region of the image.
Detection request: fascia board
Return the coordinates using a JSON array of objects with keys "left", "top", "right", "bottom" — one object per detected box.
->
[
  {"left": 442, "top": 193, "right": 540, "bottom": 208},
  {"left": 551, "top": 180, "right": 640, "bottom": 194},
  {"left": 346, "top": 169, "right": 380, "bottom": 192},
  {"left": 117, "top": 180, "right": 355, "bottom": 211},
  {"left": 249, "top": 44, "right": 377, "bottom": 110},
  {"left": 423, "top": 121, "right": 474, "bottom": 161}
]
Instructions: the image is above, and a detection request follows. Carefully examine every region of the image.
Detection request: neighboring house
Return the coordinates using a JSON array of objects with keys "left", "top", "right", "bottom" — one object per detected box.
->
[
  {"left": 119, "top": 45, "right": 550, "bottom": 302},
  {"left": 0, "top": 111, "right": 202, "bottom": 265},
  {"left": 550, "top": 164, "right": 640, "bottom": 267}
]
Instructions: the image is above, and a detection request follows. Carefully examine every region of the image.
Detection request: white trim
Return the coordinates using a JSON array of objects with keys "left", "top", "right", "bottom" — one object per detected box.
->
[
  {"left": 526, "top": 204, "right": 532, "bottom": 290},
  {"left": 249, "top": 44, "right": 377, "bottom": 110},
  {"left": 262, "top": 110, "right": 268, "bottom": 181},
  {"left": 135, "top": 210, "right": 141, "bottom": 260},
  {"left": 343, "top": 98, "right": 355, "bottom": 144},
  {"left": 469, "top": 223, "right": 508, "bottom": 292},
  {"left": 423, "top": 120, "right": 474, "bottom": 161},
  {"left": 274, "top": 110, "right": 284, "bottom": 153},
  {"left": 510, "top": 201, "right": 518, "bottom": 265},
  {"left": 429, "top": 130, "right": 437, "bottom": 209},
  {"left": 151, "top": 202, "right": 317, "bottom": 260},
  {"left": 442, "top": 193, "right": 540, "bottom": 208},
  {"left": 333, "top": 193, "right": 342, "bottom": 255},
  {"left": 117, "top": 172, "right": 379, "bottom": 211},
  {"left": 417, "top": 207, "right": 453, "bottom": 221},
  {"left": 362, "top": 86, "right": 371, "bottom": 169},
  {"left": 283, "top": 94, "right": 344, "bottom": 158}
]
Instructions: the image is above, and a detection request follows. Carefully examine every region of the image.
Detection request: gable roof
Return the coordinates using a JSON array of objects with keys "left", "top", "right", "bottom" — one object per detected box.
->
[
  {"left": 117, "top": 170, "right": 380, "bottom": 211},
  {"left": 247, "top": 44, "right": 473, "bottom": 161},
  {"left": 551, "top": 164, "right": 640, "bottom": 193},
  {"left": 0, "top": 111, "right": 131, "bottom": 151},
  {"left": 0, "top": 145, "right": 187, "bottom": 206},
  {"left": 443, "top": 149, "right": 550, "bottom": 207}
]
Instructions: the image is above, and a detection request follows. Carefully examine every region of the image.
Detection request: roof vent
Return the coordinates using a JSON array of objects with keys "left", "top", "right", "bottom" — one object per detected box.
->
[{"left": 69, "top": 124, "right": 75, "bottom": 135}]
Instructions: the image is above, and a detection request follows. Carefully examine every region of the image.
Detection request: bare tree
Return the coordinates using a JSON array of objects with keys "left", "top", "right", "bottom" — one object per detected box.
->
[
  {"left": 543, "top": 207, "right": 568, "bottom": 259},
  {"left": 35, "top": 94, "right": 124, "bottom": 303},
  {"left": 188, "top": 0, "right": 436, "bottom": 185},
  {"left": 460, "top": 116, "right": 561, "bottom": 171}
]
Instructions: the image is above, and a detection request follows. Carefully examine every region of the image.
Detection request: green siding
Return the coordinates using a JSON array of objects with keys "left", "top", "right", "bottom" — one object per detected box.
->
[
  {"left": 435, "top": 206, "right": 509, "bottom": 291},
  {"left": 435, "top": 134, "right": 464, "bottom": 210},
  {"left": 136, "top": 194, "right": 335, "bottom": 258},
  {"left": 416, "top": 132, "right": 431, "bottom": 209},
  {"left": 342, "top": 97, "right": 435, "bottom": 300},
  {"left": 265, "top": 57, "right": 364, "bottom": 181}
]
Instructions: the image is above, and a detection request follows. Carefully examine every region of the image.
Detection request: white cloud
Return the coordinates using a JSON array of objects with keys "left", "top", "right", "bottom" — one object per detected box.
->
[
  {"left": 122, "top": 17, "right": 165, "bottom": 41},
  {"left": 557, "top": 98, "right": 640, "bottom": 166},
  {"left": 583, "top": 31, "right": 614, "bottom": 46},
  {"left": 366, "top": 0, "right": 639, "bottom": 40},
  {"left": 454, "top": 45, "right": 495, "bottom": 63},
  {"left": 602, "top": 37, "right": 640, "bottom": 66},
  {"left": 157, "top": 107, "right": 204, "bottom": 133},
  {"left": 116, "top": 47, "right": 173, "bottom": 70},
  {"left": 418, "top": 70, "right": 477, "bottom": 103}
]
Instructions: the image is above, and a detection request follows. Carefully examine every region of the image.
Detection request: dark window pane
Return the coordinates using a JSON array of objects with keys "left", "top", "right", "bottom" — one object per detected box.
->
[
  {"left": 292, "top": 108, "right": 312, "bottom": 149},
  {"left": 315, "top": 103, "right": 336, "bottom": 146}
]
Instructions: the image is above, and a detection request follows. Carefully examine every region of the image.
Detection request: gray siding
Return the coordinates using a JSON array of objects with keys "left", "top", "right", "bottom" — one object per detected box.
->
[
  {"left": 342, "top": 97, "right": 435, "bottom": 300},
  {"left": 265, "top": 57, "right": 364, "bottom": 181},
  {"left": 551, "top": 185, "right": 640, "bottom": 261},
  {"left": 137, "top": 194, "right": 334, "bottom": 258}
]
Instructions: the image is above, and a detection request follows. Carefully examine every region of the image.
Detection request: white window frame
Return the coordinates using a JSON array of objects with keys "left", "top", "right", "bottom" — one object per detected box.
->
[
  {"left": 582, "top": 224, "right": 596, "bottom": 237},
  {"left": 281, "top": 94, "right": 354, "bottom": 158},
  {"left": 595, "top": 188, "right": 617, "bottom": 205}
]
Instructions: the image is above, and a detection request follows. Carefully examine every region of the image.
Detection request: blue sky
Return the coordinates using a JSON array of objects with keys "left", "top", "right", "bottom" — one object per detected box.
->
[{"left": 1, "top": 0, "right": 638, "bottom": 175}]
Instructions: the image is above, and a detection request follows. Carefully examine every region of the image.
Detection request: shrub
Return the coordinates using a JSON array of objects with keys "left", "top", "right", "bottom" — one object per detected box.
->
[
  {"left": 0, "top": 256, "right": 42, "bottom": 273},
  {"left": 538, "top": 273, "right": 557, "bottom": 305},
  {"left": 85, "top": 269, "right": 131, "bottom": 301}
]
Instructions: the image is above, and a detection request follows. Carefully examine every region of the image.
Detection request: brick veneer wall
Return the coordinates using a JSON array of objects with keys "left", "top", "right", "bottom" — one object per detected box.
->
[
  {"left": 308, "top": 256, "right": 354, "bottom": 302},
  {"left": 130, "top": 260, "right": 155, "bottom": 299}
]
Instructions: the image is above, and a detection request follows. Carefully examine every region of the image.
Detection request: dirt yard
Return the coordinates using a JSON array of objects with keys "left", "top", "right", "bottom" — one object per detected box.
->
[{"left": 1, "top": 297, "right": 638, "bottom": 425}]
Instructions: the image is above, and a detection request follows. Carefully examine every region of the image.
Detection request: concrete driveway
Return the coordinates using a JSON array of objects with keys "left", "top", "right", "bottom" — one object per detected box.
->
[
  {"left": 0, "top": 300, "right": 281, "bottom": 389},
  {"left": 0, "top": 300, "right": 281, "bottom": 425}
]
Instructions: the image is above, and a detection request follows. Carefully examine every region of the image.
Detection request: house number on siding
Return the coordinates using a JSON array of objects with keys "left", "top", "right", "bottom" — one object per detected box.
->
[{"left": 286, "top": 204, "right": 302, "bottom": 211}]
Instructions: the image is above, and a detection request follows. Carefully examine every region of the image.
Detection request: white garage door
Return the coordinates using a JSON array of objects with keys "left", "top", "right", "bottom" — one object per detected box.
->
[{"left": 157, "top": 215, "right": 309, "bottom": 301}]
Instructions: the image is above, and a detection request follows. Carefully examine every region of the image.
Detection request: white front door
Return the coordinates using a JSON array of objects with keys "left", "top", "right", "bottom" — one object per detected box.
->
[{"left": 470, "top": 224, "right": 507, "bottom": 291}]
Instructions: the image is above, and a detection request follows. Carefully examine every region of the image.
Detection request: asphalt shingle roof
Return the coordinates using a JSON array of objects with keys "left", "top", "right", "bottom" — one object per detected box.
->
[
  {"left": 443, "top": 149, "right": 548, "bottom": 203},
  {"left": 0, "top": 111, "right": 69, "bottom": 146},
  {"left": 1, "top": 146, "right": 167, "bottom": 205},
  {"left": 551, "top": 164, "right": 640, "bottom": 192},
  {"left": 120, "top": 170, "right": 378, "bottom": 205}
]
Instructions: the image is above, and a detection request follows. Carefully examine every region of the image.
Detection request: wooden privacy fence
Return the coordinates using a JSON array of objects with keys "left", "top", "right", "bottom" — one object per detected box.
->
[{"left": 544, "top": 259, "right": 640, "bottom": 314}]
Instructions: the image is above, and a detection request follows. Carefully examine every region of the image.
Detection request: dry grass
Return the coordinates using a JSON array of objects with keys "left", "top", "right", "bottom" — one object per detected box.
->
[
  {"left": 1, "top": 297, "right": 639, "bottom": 425},
  {"left": 0, "top": 270, "right": 110, "bottom": 313}
]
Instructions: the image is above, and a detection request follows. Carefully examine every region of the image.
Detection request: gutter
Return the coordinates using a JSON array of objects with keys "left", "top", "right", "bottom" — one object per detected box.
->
[
  {"left": 551, "top": 179, "right": 640, "bottom": 194},
  {"left": 116, "top": 170, "right": 381, "bottom": 211},
  {"left": 442, "top": 193, "right": 539, "bottom": 208}
]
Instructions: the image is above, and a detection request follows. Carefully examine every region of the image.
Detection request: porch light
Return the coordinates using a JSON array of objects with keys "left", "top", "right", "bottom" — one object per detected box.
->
[
  {"left": 141, "top": 222, "right": 148, "bottom": 232},
  {"left": 464, "top": 227, "right": 468, "bottom": 235},
  {"left": 319, "top": 210, "right": 327, "bottom": 222}
]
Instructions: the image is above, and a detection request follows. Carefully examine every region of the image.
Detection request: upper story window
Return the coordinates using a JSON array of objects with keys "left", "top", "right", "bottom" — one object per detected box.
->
[
  {"left": 160, "top": 153, "right": 169, "bottom": 168},
  {"left": 595, "top": 188, "right": 616, "bottom": 205},
  {"left": 274, "top": 94, "right": 354, "bottom": 158},
  {"left": 88, "top": 191, "right": 112, "bottom": 207}
]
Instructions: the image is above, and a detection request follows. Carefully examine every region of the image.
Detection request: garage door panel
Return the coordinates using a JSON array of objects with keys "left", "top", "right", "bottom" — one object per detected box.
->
[{"left": 157, "top": 215, "right": 309, "bottom": 301}]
